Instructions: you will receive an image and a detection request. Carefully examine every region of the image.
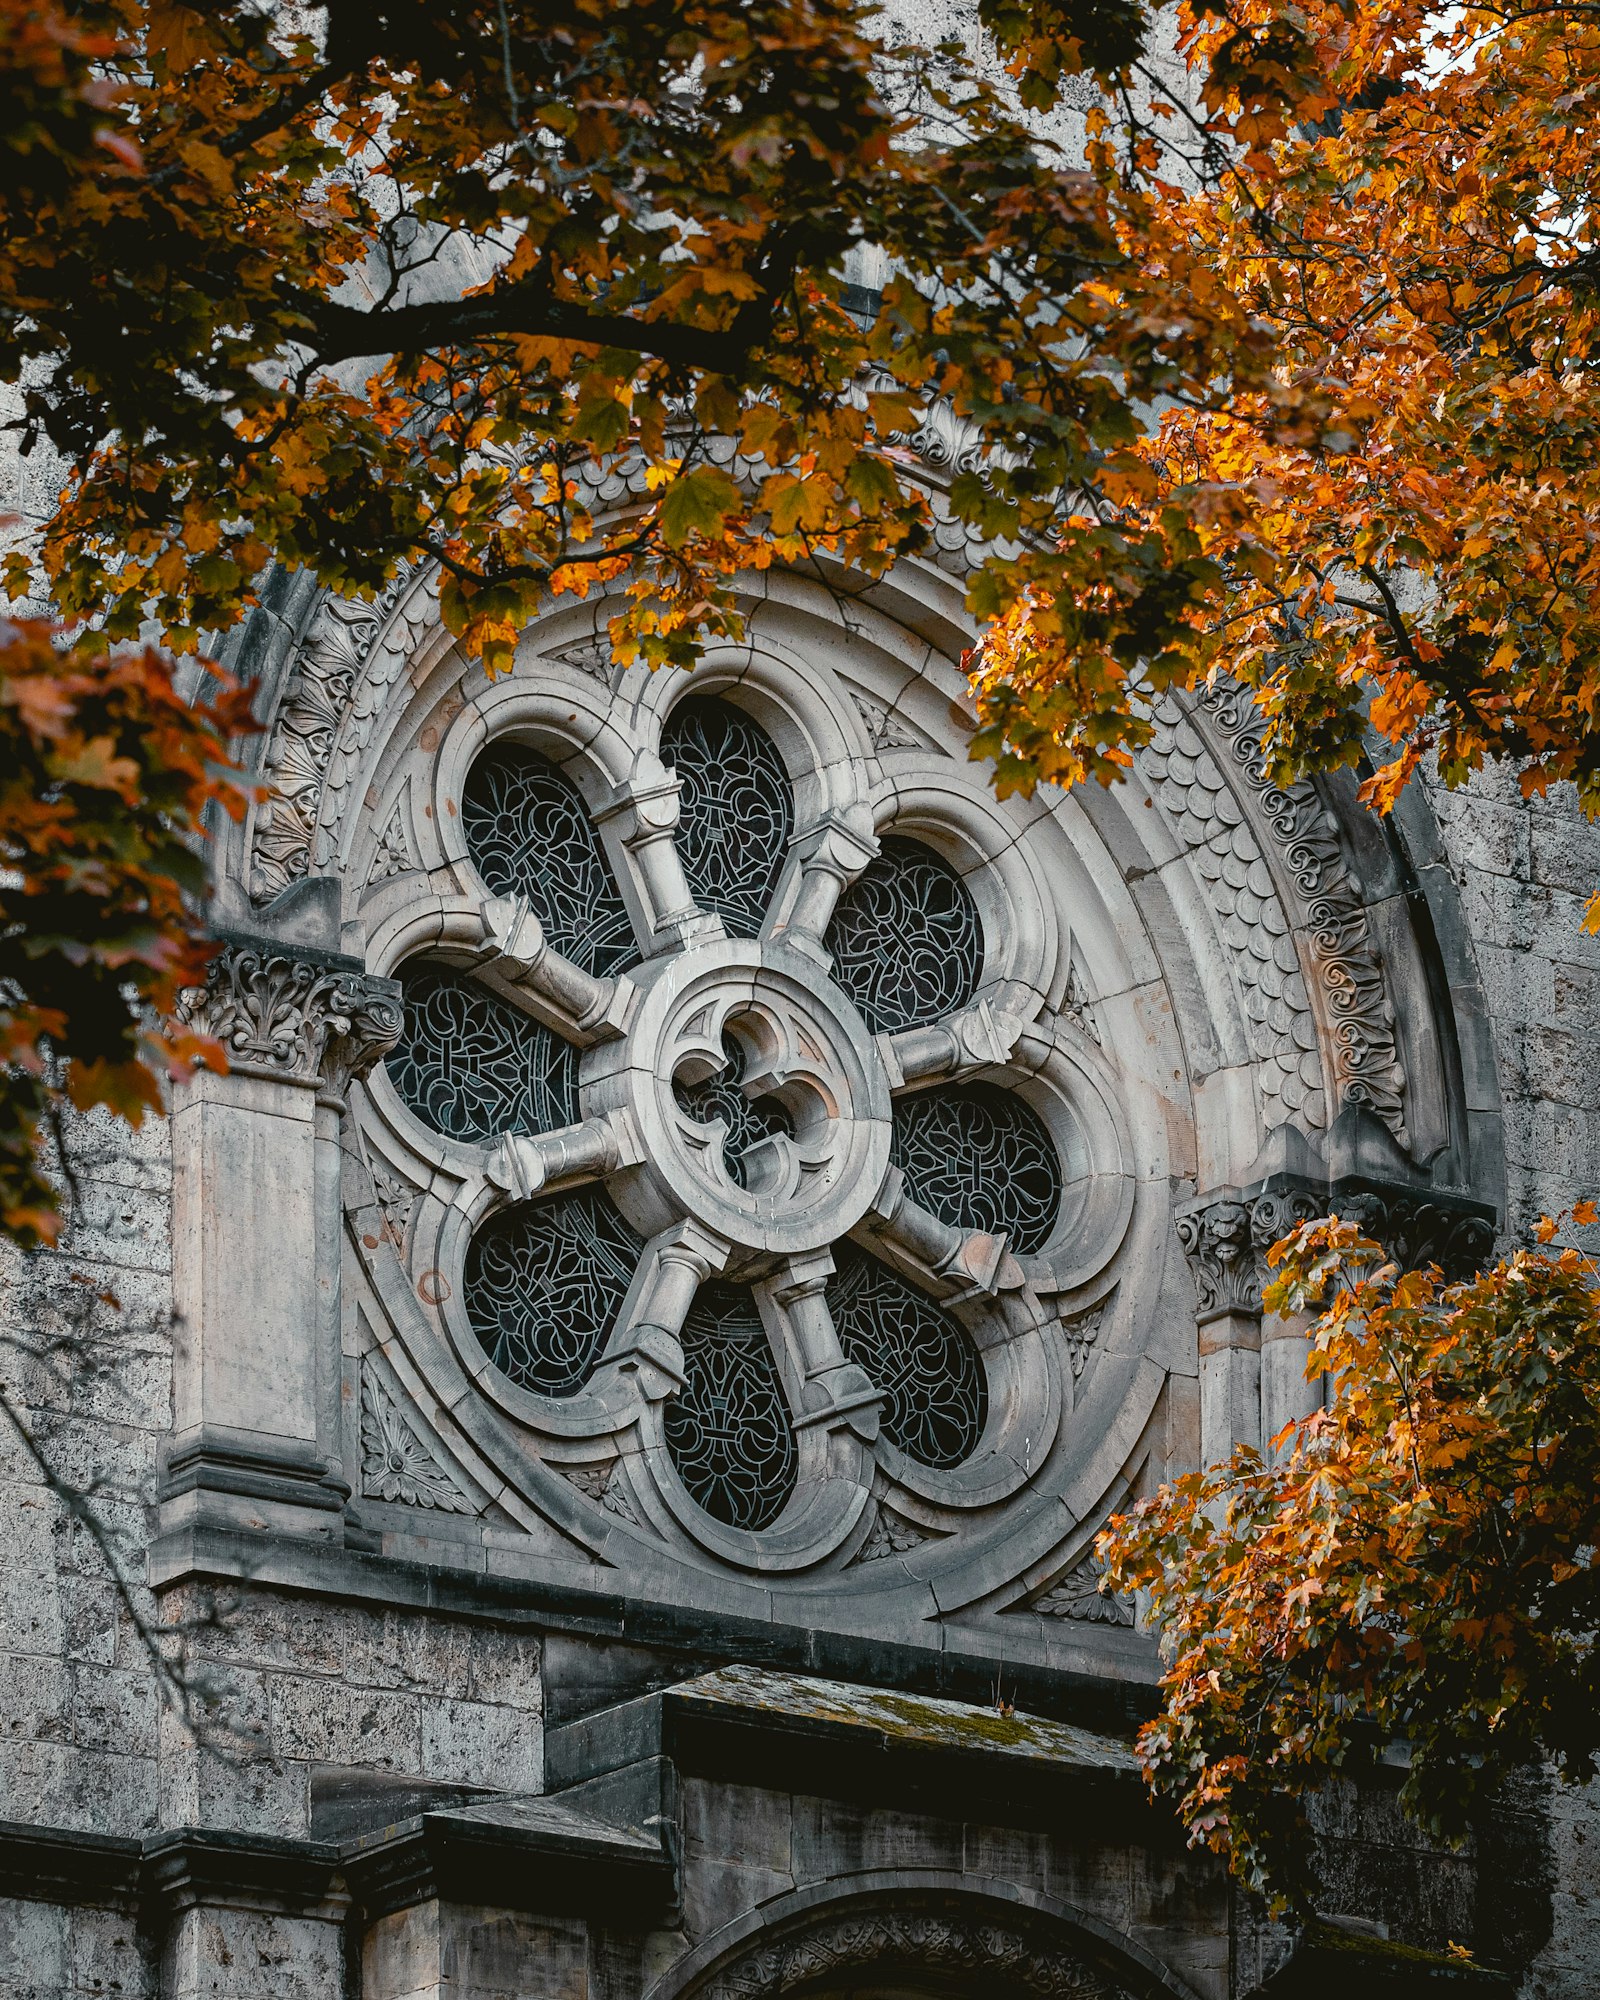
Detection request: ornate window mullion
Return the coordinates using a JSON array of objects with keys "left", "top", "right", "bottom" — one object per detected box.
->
[
  {"left": 765, "top": 805, "right": 880, "bottom": 955},
  {"left": 857, "top": 1166, "right": 1026, "bottom": 1307},
  {"left": 592, "top": 1220, "right": 726, "bottom": 1403},
  {"left": 592, "top": 750, "right": 722, "bottom": 953},
  {"left": 466, "top": 892, "right": 635, "bottom": 1044},
  {"left": 487, "top": 1108, "right": 645, "bottom": 1204},
  {"left": 880, "top": 998, "right": 1025, "bottom": 1094},
  {"left": 759, "top": 1251, "right": 883, "bottom": 1443}
]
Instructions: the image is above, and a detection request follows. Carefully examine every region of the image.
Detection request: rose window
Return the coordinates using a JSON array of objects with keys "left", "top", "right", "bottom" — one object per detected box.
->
[{"left": 382, "top": 694, "right": 1068, "bottom": 1536}]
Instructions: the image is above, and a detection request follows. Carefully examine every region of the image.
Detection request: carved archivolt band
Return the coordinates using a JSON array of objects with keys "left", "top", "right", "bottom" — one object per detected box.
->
[
  {"left": 653, "top": 1889, "right": 1179, "bottom": 2000},
  {"left": 1140, "top": 691, "right": 1408, "bottom": 1147}
]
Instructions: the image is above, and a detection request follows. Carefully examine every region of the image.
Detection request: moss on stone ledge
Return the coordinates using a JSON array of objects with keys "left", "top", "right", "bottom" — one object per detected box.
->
[{"left": 678, "top": 1665, "right": 1140, "bottom": 1773}]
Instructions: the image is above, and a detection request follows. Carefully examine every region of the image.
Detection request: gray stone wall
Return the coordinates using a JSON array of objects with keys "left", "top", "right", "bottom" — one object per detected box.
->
[
  {"left": 1439, "top": 775, "right": 1600, "bottom": 1995},
  {"left": 1423, "top": 768, "right": 1600, "bottom": 1238},
  {"left": 0, "top": 1107, "right": 171, "bottom": 1843}
]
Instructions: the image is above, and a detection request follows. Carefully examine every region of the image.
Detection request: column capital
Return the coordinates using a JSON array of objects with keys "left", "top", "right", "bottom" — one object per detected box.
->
[
  {"left": 177, "top": 930, "right": 403, "bottom": 1104},
  {"left": 1177, "top": 1171, "right": 1496, "bottom": 1324}
]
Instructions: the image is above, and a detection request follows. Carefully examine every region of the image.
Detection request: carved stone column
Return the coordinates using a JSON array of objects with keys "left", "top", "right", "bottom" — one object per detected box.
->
[
  {"left": 162, "top": 933, "right": 402, "bottom": 1539},
  {"left": 1247, "top": 1184, "right": 1324, "bottom": 1449},
  {"left": 1176, "top": 1196, "right": 1265, "bottom": 1463}
]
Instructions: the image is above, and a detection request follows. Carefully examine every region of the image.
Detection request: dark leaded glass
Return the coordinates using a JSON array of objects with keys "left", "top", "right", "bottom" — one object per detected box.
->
[
  {"left": 892, "top": 1083, "right": 1062, "bottom": 1254},
  {"left": 464, "top": 1187, "right": 644, "bottom": 1396},
  {"left": 826, "top": 836, "right": 982, "bottom": 1034},
  {"left": 463, "top": 744, "right": 637, "bottom": 975},
  {"left": 386, "top": 961, "right": 578, "bottom": 1142},
  {"left": 828, "top": 1243, "right": 986, "bottom": 1468},
  {"left": 665, "top": 1285, "right": 796, "bottom": 1529},
  {"left": 672, "top": 1031, "right": 794, "bottom": 1188},
  {"left": 661, "top": 697, "right": 793, "bottom": 937}
]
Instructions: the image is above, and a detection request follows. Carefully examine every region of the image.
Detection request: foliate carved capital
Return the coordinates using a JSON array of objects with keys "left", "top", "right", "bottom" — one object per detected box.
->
[
  {"left": 1178, "top": 1175, "right": 1496, "bottom": 1323},
  {"left": 177, "top": 935, "right": 402, "bottom": 1101},
  {"left": 1335, "top": 1185, "right": 1497, "bottom": 1278},
  {"left": 1175, "top": 1196, "right": 1266, "bottom": 1323}
]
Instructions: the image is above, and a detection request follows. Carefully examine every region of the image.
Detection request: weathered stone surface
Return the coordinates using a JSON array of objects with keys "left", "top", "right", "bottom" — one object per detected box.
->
[{"left": 1, "top": 465, "right": 1598, "bottom": 2000}]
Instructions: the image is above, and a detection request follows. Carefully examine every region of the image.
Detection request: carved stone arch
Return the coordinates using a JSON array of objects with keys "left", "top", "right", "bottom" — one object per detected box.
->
[
  {"left": 644, "top": 1877, "right": 1205, "bottom": 2000},
  {"left": 200, "top": 496, "right": 1501, "bottom": 1645}
]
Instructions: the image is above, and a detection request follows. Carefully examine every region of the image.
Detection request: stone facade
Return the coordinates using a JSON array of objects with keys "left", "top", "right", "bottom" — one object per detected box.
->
[{"left": 0, "top": 454, "right": 1597, "bottom": 2000}]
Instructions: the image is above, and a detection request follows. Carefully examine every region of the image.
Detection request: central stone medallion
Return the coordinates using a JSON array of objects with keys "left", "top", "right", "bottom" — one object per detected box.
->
[{"left": 584, "top": 938, "right": 893, "bottom": 1258}]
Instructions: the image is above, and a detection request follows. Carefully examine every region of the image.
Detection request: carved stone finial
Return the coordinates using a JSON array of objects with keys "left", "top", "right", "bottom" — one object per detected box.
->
[{"left": 177, "top": 935, "right": 402, "bottom": 1102}]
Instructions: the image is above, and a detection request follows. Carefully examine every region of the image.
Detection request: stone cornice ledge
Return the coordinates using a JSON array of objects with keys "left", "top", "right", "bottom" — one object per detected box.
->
[
  {"left": 0, "top": 1804, "right": 670, "bottom": 1925},
  {"left": 147, "top": 1522, "right": 1160, "bottom": 1738},
  {"left": 341, "top": 1795, "right": 673, "bottom": 1922},
  {"left": 544, "top": 1665, "right": 1160, "bottom": 1849}
]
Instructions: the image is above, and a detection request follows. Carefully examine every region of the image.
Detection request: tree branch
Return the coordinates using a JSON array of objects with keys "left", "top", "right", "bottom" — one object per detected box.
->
[{"left": 298, "top": 281, "right": 760, "bottom": 374}]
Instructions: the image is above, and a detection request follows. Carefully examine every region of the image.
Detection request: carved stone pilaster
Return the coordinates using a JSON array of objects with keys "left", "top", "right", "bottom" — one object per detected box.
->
[
  {"left": 165, "top": 930, "right": 401, "bottom": 1546},
  {"left": 177, "top": 932, "right": 402, "bottom": 1105}
]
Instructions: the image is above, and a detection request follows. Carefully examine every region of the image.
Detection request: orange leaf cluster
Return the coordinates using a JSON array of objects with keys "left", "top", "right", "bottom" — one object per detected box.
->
[{"left": 1101, "top": 1214, "right": 1600, "bottom": 1910}]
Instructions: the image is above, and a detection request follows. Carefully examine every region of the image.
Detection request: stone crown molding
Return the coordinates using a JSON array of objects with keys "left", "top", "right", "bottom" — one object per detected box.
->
[{"left": 176, "top": 931, "right": 402, "bottom": 1101}]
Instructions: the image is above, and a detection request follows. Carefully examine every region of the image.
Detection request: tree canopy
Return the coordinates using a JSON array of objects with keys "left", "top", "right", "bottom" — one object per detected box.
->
[
  {"left": 1101, "top": 1212, "right": 1600, "bottom": 1914},
  {"left": 0, "top": 0, "right": 1301, "bottom": 1237}
]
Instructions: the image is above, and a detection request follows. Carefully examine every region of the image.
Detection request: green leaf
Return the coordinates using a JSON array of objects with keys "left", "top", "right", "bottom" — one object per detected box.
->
[{"left": 659, "top": 466, "right": 743, "bottom": 548}]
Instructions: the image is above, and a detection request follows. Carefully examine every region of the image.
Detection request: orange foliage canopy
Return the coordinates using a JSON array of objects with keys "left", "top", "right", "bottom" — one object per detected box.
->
[
  {"left": 1101, "top": 1209, "right": 1600, "bottom": 1911},
  {"left": 0, "top": 620, "right": 253, "bottom": 1242},
  {"left": 0, "top": 0, "right": 1296, "bottom": 1238},
  {"left": 980, "top": 0, "right": 1600, "bottom": 872}
]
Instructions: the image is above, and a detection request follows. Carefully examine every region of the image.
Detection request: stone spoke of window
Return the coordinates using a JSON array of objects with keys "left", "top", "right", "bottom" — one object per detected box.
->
[
  {"left": 857, "top": 1165, "right": 1025, "bottom": 1304},
  {"left": 486, "top": 1110, "right": 643, "bottom": 1203},
  {"left": 762, "top": 1251, "right": 884, "bottom": 1440},
  {"left": 468, "top": 891, "right": 635, "bottom": 1046},
  {"left": 880, "top": 997, "right": 1026, "bottom": 1093}
]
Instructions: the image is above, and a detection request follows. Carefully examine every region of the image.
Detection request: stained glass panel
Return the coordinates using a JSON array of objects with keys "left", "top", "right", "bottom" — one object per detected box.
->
[
  {"left": 828, "top": 1243, "right": 987, "bottom": 1468},
  {"left": 826, "top": 836, "right": 982, "bottom": 1034},
  {"left": 386, "top": 961, "right": 578, "bottom": 1142},
  {"left": 665, "top": 1284, "right": 797, "bottom": 1529},
  {"left": 893, "top": 1083, "right": 1062, "bottom": 1254},
  {"left": 463, "top": 745, "right": 638, "bottom": 975},
  {"left": 464, "top": 1187, "right": 644, "bottom": 1397},
  {"left": 662, "top": 697, "right": 793, "bottom": 937}
]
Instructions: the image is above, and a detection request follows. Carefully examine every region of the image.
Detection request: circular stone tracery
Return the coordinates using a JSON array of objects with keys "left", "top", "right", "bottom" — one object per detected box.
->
[
  {"left": 587, "top": 938, "right": 893, "bottom": 1257},
  {"left": 383, "top": 699, "right": 1070, "bottom": 1528}
]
